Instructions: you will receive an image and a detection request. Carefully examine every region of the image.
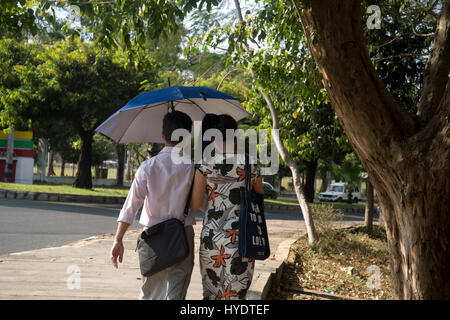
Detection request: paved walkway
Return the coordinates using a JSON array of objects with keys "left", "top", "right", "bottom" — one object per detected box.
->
[{"left": 0, "top": 208, "right": 317, "bottom": 300}]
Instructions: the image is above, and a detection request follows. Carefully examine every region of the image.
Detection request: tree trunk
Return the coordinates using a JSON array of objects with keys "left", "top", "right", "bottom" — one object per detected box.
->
[
  {"left": 47, "top": 149, "right": 55, "bottom": 176},
  {"left": 260, "top": 91, "right": 317, "bottom": 246},
  {"left": 73, "top": 132, "right": 93, "bottom": 189},
  {"left": 319, "top": 170, "right": 329, "bottom": 193},
  {"left": 126, "top": 148, "right": 133, "bottom": 181},
  {"left": 60, "top": 159, "right": 65, "bottom": 177},
  {"left": 296, "top": 0, "right": 450, "bottom": 299},
  {"left": 4, "top": 129, "right": 14, "bottom": 182},
  {"left": 304, "top": 159, "right": 317, "bottom": 203},
  {"left": 116, "top": 143, "right": 125, "bottom": 186},
  {"left": 38, "top": 138, "right": 48, "bottom": 182},
  {"left": 364, "top": 176, "right": 374, "bottom": 233}
]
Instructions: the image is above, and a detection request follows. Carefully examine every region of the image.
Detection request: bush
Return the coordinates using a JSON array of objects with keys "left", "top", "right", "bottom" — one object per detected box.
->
[{"left": 311, "top": 203, "right": 344, "bottom": 254}]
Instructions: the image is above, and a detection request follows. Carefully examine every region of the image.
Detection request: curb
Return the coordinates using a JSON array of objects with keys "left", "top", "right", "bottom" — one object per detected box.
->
[
  {"left": 247, "top": 238, "right": 298, "bottom": 300},
  {"left": 0, "top": 188, "right": 126, "bottom": 205}
]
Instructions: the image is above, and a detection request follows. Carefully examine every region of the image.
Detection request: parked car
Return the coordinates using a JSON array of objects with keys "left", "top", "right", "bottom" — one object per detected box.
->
[
  {"left": 263, "top": 182, "right": 278, "bottom": 199},
  {"left": 318, "top": 182, "right": 361, "bottom": 202}
]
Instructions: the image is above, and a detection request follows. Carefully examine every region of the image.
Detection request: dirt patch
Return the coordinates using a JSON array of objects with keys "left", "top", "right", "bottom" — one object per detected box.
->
[{"left": 268, "top": 225, "right": 394, "bottom": 300}]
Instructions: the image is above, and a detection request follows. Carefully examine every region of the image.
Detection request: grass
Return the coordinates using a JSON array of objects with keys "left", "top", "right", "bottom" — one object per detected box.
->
[
  {"left": 265, "top": 198, "right": 301, "bottom": 206},
  {"left": 268, "top": 224, "right": 394, "bottom": 300},
  {"left": 34, "top": 166, "right": 133, "bottom": 182},
  {"left": 0, "top": 181, "right": 130, "bottom": 197}
]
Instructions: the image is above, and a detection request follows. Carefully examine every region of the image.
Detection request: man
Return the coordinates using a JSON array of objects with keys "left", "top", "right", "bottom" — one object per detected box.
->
[{"left": 110, "top": 110, "right": 195, "bottom": 300}]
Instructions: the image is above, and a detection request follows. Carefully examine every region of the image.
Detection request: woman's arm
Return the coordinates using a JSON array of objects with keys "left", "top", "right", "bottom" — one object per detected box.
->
[{"left": 190, "top": 169, "right": 207, "bottom": 212}]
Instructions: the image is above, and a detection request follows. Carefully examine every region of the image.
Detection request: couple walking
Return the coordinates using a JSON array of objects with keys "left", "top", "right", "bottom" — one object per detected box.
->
[{"left": 110, "top": 110, "right": 264, "bottom": 300}]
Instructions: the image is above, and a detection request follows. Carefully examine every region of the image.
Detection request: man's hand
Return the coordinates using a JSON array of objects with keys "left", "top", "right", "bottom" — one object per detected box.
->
[
  {"left": 110, "top": 240, "right": 125, "bottom": 269},
  {"left": 110, "top": 221, "right": 130, "bottom": 269}
]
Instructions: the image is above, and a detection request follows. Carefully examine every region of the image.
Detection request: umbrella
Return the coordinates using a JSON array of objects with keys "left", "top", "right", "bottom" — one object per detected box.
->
[{"left": 95, "top": 86, "right": 250, "bottom": 143}]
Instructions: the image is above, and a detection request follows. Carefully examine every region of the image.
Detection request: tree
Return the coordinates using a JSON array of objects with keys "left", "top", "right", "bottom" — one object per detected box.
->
[
  {"left": 1, "top": 39, "right": 156, "bottom": 188},
  {"left": 295, "top": 0, "right": 450, "bottom": 299}
]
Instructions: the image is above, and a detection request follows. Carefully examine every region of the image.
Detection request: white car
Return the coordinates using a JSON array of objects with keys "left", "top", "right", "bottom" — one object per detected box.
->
[{"left": 318, "top": 182, "right": 361, "bottom": 202}]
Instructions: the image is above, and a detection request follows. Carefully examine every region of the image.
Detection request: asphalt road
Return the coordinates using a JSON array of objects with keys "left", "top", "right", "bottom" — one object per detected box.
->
[
  {"left": 0, "top": 199, "right": 369, "bottom": 256},
  {"left": 0, "top": 199, "right": 143, "bottom": 256}
]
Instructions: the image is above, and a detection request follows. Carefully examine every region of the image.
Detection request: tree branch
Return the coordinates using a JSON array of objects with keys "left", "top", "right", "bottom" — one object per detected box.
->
[
  {"left": 217, "top": 68, "right": 245, "bottom": 90},
  {"left": 371, "top": 52, "right": 427, "bottom": 62},
  {"left": 296, "top": 0, "right": 416, "bottom": 153},
  {"left": 373, "top": 32, "right": 434, "bottom": 50},
  {"left": 417, "top": 0, "right": 450, "bottom": 123}
]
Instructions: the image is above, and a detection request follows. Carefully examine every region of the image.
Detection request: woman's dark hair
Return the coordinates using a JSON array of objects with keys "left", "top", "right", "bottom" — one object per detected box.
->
[
  {"left": 216, "top": 114, "right": 238, "bottom": 138},
  {"left": 201, "top": 114, "right": 237, "bottom": 152},
  {"left": 162, "top": 110, "right": 193, "bottom": 144}
]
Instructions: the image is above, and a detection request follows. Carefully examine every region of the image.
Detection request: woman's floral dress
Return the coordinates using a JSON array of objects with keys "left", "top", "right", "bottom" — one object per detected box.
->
[{"left": 198, "top": 153, "right": 261, "bottom": 300}]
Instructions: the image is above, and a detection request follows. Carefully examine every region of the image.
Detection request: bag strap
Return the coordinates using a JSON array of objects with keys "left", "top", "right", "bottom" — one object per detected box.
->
[
  {"left": 183, "top": 165, "right": 197, "bottom": 223},
  {"left": 244, "top": 154, "right": 251, "bottom": 192}
]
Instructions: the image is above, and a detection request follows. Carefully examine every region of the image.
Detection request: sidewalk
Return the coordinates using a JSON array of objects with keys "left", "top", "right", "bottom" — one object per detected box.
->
[{"left": 0, "top": 210, "right": 312, "bottom": 300}]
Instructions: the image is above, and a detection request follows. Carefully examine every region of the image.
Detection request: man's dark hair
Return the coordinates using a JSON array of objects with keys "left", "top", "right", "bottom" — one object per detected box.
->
[
  {"left": 162, "top": 110, "right": 193, "bottom": 144},
  {"left": 201, "top": 113, "right": 220, "bottom": 152}
]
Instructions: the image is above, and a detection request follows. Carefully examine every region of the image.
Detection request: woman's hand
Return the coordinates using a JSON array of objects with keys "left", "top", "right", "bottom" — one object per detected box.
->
[{"left": 253, "top": 176, "right": 264, "bottom": 195}]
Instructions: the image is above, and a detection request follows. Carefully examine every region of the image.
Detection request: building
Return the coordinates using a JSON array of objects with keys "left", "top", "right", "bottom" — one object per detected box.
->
[{"left": 0, "top": 130, "right": 34, "bottom": 184}]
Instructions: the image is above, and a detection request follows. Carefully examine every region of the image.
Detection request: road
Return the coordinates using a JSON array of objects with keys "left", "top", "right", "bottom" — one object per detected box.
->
[
  {"left": 0, "top": 200, "right": 142, "bottom": 256},
  {"left": 0, "top": 199, "right": 370, "bottom": 256}
]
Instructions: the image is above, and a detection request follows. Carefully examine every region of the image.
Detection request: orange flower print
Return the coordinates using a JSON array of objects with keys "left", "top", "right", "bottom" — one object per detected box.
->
[
  {"left": 236, "top": 167, "right": 255, "bottom": 182},
  {"left": 225, "top": 229, "right": 239, "bottom": 244},
  {"left": 224, "top": 284, "right": 238, "bottom": 300},
  {"left": 211, "top": 246, "right": 231, "bottom": 268},
  {"left": 204, "top": 169, "right": 212, "bottom": 176},
  {"left": 215, "top": 290, "right": 223, "bottom": 300},
  {"left": 207, "top": 184, "right": 220, "bottom": 207},
  {"left": 236, "top": 167, "right": 246, "bottom": 182}
]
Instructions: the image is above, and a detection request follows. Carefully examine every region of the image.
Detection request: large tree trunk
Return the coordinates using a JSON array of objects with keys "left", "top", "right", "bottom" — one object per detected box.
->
[
  {"left": 364, "top": 175, "right": 374, "bottom": 234},
  {"left": 116, "top": 143, "right": 125, "bottom": 186},
  {"left": 296, "top": 0, "right": 450, "bottom": 299},
  {"left": 73, "top": 132, "right": 93, "bottom": 189},
  {"left": 304, "top": 159, "right": 317, "bottom": 203}
]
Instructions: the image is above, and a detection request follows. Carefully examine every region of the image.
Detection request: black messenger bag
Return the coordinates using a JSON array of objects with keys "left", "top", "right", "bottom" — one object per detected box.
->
[{"left": 136, "top": 172, "right": 195, "bottom": 277}]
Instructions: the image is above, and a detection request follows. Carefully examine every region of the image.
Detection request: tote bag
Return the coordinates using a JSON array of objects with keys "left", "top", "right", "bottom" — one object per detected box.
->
[{"left": 238, "top": 155, "right": 270, "bottom": 260}]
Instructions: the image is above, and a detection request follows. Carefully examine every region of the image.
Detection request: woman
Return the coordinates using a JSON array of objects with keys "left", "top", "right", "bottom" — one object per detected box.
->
[{"left": 190, "top": 114, "right": 264, "bottom": 300}]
